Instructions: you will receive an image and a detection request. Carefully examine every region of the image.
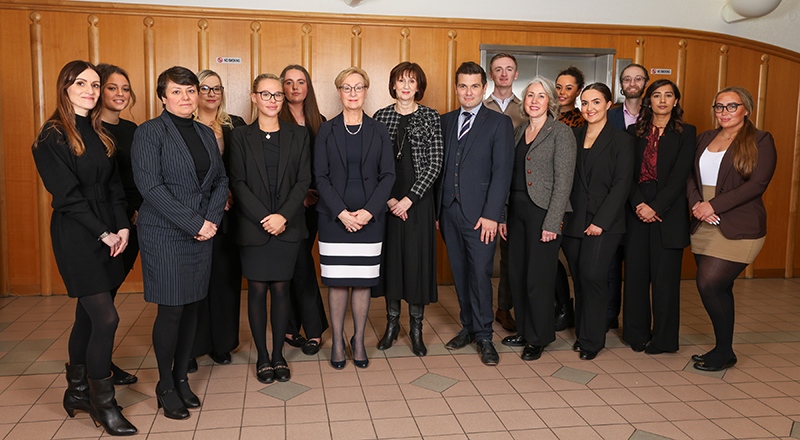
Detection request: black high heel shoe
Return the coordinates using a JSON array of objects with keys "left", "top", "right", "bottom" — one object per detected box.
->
[
  {"left": 174, "top": 378, "right": 200, "bottom": 408},
  {"left": 330, "top": 338, "right": 347, "bottom": 370},
  {"left": 350, "top": 336, "right": 369, "bottom": 369},
  {"left": 155, "top": 382, "right": 189, "bottom": 420}
]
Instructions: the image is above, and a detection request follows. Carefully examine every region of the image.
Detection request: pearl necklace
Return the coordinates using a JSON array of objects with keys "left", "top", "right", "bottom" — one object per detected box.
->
[{"left": 345, "top": 120, "right": 363, "bottom": 135}]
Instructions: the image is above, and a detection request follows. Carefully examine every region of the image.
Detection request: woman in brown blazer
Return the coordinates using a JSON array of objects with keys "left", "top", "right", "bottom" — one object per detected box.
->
[{"left": 687, "top": 86, "right": 777, "bottom": 371}]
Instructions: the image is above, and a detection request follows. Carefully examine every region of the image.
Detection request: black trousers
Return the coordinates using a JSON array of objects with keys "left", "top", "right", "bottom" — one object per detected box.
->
[
  {"left": 507, "top": 192, "right": 559, "bottom": 345},
  {"left": 286, "top": 208, "right": 328, "bottom": 339},
  {"left": 622, "top": 183, "right": 683, "bottom": 351},
  {"left": 563, "top": 231, "right": 623, "bottom": 353},
  {"left": 497, "top": 237, "right": 514, "bottom": 310}
]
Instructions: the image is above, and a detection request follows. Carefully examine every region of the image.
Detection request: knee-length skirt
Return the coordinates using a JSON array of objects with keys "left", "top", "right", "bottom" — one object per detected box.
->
[{"left": 317, "top": 212, "right": 384, "bottom": 287}]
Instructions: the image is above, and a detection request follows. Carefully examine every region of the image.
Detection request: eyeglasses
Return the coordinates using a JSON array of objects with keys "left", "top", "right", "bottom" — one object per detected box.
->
[
  {"left": 712, "top": 103, "right": 744, "bottom": 113},
  {"left": 199, "top": 85, "right": 223, "bottom": 95},
  {"left": 256, "top": 91, "right": 285, "bottom": 102},
  {"left": 621, "top": 76, "right": 646, "bottom": 84},
  {"left": 339, "top": 84, "right": 367, "bottom": 94}
]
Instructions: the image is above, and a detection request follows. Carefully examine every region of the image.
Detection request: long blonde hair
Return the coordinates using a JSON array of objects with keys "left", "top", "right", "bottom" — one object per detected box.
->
[
  {"left": 194, "top": 69, "right": 233, "bottom": 134},
  {"left": 714, "top": 87, "right": 758, "bottom": 180}
]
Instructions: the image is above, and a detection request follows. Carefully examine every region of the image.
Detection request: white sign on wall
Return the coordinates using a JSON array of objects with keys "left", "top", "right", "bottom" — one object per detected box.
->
[
  {"left": 216, "top": 57, "right": 242, "bottom": 64},
  {"left": 651, "top": 68, "right": 672, "bottom": 75}
]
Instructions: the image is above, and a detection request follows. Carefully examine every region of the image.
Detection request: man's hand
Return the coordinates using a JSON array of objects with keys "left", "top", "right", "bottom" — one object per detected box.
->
[{"left": 474, "top": 217, "right": 498, "bottom": 244}]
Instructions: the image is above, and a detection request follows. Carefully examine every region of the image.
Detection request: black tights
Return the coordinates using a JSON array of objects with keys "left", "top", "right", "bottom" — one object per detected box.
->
[
  {"left": 329, "top": 287, "right": 370, "bottom": 363},
  {"left": 152, "top": 302, "right": 199, "bottom": 391},
  {"left": 694, "top": 254, "right": 747, "bottom": 366},
  {"left": 247, "top": 280, "right": 290, "bottom": 366},
  {"left": 68, "top": 292, "right": 119, "bottom": 380}
]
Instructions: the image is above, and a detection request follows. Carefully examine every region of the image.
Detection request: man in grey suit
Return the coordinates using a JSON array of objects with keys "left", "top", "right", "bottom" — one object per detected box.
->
[{"left": 438, "top": 62, "right": 514, "bottom": 365}]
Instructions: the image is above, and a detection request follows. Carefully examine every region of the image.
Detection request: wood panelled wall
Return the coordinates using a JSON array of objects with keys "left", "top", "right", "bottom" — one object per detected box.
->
[{"left": 2, "top": 1, "right": 800, "bottom": 295}]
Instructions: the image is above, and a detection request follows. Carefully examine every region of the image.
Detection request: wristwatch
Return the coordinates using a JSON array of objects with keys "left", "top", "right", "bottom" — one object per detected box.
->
[{"left": 98, "top": 231, "right": 111, "bottom": 241}]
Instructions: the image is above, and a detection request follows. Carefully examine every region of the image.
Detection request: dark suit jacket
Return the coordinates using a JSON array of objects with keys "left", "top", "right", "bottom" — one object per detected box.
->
[
  {"left": 627, "top": 123, "right": 697, "bottom": 249},
  {"left": 437, "top": 105, "right": 514, "bottom": 224},
  {"left": 563, "top": 122, "right": 634, "bottom": 237},
  {"left": 229, "top": 119, "right": 311, "bottom": 246},
  {"left": 687, "top": 128, "right": 777, "bottom": 239},
  {"left": 314, "top": 113, "right": 395, "bottom": 221},
  {"left": 608, "top": 105, "right": 627, "bottom": 131}
]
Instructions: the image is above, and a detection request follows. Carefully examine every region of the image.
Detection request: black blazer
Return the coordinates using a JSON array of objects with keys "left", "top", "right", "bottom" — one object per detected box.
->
[
  {"left": 563, "top": 122, "right": 634, "bottom": 237},
  {"left": 608, "top": 105, "right": 627, "bottom": 131},
  {"left": 627, "top": 123, "right": 696, "bottom": 249},
  {"left": 229, "top": 119, "right": 311, "bottom": 246},
  {"left": 314, "top": 113, "right": 395, "bottom": 221},
  {"left": 437, "top": 105, "right": 514, "bottom": 223}
]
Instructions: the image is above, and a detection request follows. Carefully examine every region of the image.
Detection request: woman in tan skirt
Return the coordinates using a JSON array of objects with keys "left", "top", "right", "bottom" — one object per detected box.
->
[{"left": 687, "top": 86, "right": 776, "bottom": 371}]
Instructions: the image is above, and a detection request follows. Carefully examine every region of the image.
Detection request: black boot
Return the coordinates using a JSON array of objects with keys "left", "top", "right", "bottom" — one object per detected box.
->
[
  {"left": 554, "top": 298, "right": 575, "bottom": 332},
  {"left": 377, "top": 314, "right": 400, "bottom": 350},
  {"left": 409, "top": 316, "right": 427, "bottom": 357},
  {"left": 88, "top": 375, "right": 138, "bottom": 436},
  {"left": 64, "top": 363, "right": 91, "bottom": 417}
]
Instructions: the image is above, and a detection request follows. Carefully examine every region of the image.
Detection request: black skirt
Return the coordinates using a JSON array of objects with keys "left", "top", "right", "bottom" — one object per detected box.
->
[{"left": 240, "top": 237, "right": 299, "bottom": 282}]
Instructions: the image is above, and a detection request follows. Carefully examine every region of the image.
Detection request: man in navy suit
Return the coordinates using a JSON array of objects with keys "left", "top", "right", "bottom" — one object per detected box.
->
[{"left": 437, "top": 62, "right": 514, "bottom": 365}]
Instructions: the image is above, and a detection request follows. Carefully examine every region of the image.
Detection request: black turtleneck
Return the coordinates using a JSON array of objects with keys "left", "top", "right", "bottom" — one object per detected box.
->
[{"left": 167, "top": 111, "right": 209, "bottom": 183}]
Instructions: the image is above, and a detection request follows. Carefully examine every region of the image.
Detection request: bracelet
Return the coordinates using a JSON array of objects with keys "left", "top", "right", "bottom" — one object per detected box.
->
[{"left": 98, "top": 231, "right": 111, "bottom": 241}]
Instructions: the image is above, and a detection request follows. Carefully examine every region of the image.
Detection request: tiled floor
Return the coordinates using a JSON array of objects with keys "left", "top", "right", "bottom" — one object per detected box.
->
[{"left": 2, "top": 278, "right": 800, "bottom": 439}]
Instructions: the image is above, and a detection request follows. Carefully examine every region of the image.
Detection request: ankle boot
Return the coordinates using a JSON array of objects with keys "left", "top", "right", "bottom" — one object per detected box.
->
[
  {"left": 377, "top": 314, "right": 400, "bottom": 350},
  {"left": 64, "top": 363, "right": 91, "bottom": 417},
  {"left": 554, "top": 298, "right": 575, "bottom": 331},
  {"left": 88, "top": 375, "right": 138, "bottom": 436},
  {"left": 409, "top": 316, "right": 427, "bottom": 357}
]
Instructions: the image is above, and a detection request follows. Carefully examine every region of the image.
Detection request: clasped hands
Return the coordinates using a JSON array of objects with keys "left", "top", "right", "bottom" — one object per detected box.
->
[
  {"left": 691, "top": 201, "right": 720, "bottom": 225},
  {"left": 387, "top": 197, "right": 412, "bottom": 221},
  {"left": 636, "top": 202, "right": 662, "bottom": 223},
  {"left": 339, "top": 209, "right": 372, "bottom": 232},
  {"left": 101, "top": 229, "right": 130, "bottom": 257},
  {"left": 260, "top": 213, "right": 287, "bottom": 236},
  {"left": 195, "top": 220, "right": 218, "bottom": 241}
]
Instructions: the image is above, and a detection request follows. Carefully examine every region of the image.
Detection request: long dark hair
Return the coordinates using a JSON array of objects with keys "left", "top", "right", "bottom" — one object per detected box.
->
[
  {"left": 278, "top": 65, "right": 324, "bottom": 138},
  {"left": 34, "top": 60, "right": 114, "bottom": 156},
  {"left": 634, "top": 79, "right": 684, "bottom": 138},
  {"left": 97, "top": 63, "right": 137, "bottom": 116}
]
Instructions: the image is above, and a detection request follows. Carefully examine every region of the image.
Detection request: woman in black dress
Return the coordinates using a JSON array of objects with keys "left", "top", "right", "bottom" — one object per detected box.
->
[
  {"left": 315, "top": 67, "right": 395, "bottom": 369},
  {"left": 373, "top": 62, "right": 442, "bottom": 356},
  {"left": 278, "top": 64, "right": 329, "bottom": 355},
  {"left": 188, "top": 69, "right": 245, "bottom": 370},
  {"left": 132, "top": 67, "right": 229, "bottom": 419},
  {"left": 229, "top": 73, "right": 311, "bottom": 383},
  {"left": 32, "top": 60, "right": 136, "bottom": 436},
  {"left": 97, "top": 63, "right": 140, "bottom": 385}
]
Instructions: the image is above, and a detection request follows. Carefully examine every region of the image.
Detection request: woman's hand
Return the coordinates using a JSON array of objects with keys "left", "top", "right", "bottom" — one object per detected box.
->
[
  {"left": 541, "top": 230, "right": 558, "bottom": 242},
  {"left": 101, "top": 231, "right": 126, "bottom": 257},
  {"left": 635, "top": 202, "right": 662, "bottom": 223},
  {"left": 353, "top": 209, "right": 373, "bottom": 225},
  {"left": 498, "top": 223, "right": 508, "bottom": 241},
  {"left": 304, "top": 189, "right": 319, "bottom": 208},
  {"left": 195, "top": 220, "right": 218, "bottom": 241},
  {"left": 584, "top": 224, "right": 603, "bottom": 236},
  {"left": 691, "top": 201, "right": 718, "bottom": 224},
  {"left": 390, "top": 197, "right": 413, "bottom": 219},
  {"left": 261, "top": 213, "right": 287, "bottom": 236},
  {"left": 116, "top": 229, "right": 130, "bottom": 256},
  {"left": 338, "top": 210, "right": 363, "bottom": 233},
  {"left": 225, "top": 191, "right": 234, "bottom": 211}
]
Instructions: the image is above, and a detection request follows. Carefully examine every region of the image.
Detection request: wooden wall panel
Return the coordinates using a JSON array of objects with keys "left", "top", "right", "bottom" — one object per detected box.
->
[{"left": 2, "top": 1, "right": 800, "bottom": 294}]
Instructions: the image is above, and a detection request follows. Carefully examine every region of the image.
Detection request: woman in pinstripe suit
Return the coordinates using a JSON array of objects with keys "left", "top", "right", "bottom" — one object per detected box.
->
[{"left": 131, "top": 67, "right": 229, "bottom": 420}]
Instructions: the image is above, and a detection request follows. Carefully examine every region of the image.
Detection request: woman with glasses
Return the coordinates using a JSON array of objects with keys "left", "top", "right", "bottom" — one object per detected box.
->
[
  {"left": 372, "top": 62, "right": 443, "bottom": 357},
  {"left": 687, "top": 87, "right": 776, "bottom": 371},
  {"left": 315, "top": 67, "right": 395, "bottom": 369},
  {"left": 622, "top": 79, "right": 696, "bottom": 355},
  {"left": 187, "top": 70, "right": 245, "bottom": 371},
  {"left": 229, "top": 74, "right": 311, "bottom": 383}
]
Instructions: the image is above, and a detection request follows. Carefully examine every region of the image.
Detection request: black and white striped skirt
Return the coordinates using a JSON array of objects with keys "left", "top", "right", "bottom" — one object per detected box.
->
[{"left": 317, "top": 212, "right": 384, "bottom": 287}]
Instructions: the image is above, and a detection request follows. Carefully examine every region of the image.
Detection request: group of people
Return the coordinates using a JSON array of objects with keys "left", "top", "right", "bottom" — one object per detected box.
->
[{"left": 32, "top": 53, "right": 775, "bottom": 435}]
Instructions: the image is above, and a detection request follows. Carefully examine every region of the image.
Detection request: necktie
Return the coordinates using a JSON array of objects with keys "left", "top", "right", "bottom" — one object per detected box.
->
[{"left": 458, "top": 112, "right": 472, "bottom": 141}]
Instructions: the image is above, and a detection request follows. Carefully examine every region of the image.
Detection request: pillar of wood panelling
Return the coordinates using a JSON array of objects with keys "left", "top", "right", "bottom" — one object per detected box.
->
[
  {"left": 785, "top": 85, "right": 800, "bottom": 278},
  {"left": 250, "top": 21, "right": 261, "bottom": 86},
  {"left": 676, "top": 39, "right": 688, "bottom": 93},
  {"left": 0, "top": 80, "right": 8, "bottom": 296},
  {"left": 400, "top": 27, "right": 410, "bottom": 62},
  {"left": 198, "top": 19, "right": 209, "bottom": 71},
  {"left": 634, "top": 37, "right": 644, "bottom": 65},
  {"left": 87, "top": 14, "right": 99, "bottom": 65},
  {"left": 746, "top": 54, "right": 770, "bottom": 278},
  {"left": 351, "top": 25, "right": 362, "bottom": 68},
  {"left": 30, "top": 12, "right": 51, "bottom": 295},
  {"left": 717, "top": 45, "right": 729, "bottom": 92},
  {"left": 446, "top": 30, "right": 458, "bottom": 112},
  {"left": 143, "top": 17, "right": 156, "bottom": 120},
  {"left": 301, "top": 23, "right": 312, "bottom": 74}
]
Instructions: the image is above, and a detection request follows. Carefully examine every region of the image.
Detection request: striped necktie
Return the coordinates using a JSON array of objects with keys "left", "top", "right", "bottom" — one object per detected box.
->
[{"left": 458, "top": 112, "right": 472, "bottom": 141}]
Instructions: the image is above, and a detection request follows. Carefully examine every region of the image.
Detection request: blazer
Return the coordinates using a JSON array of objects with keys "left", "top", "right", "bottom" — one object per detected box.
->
[
  {"left": 563, "top": 121, "right": 634, "bottom": 237},
  {"left": 687, "top": 128, "right": 777, "bottom": 239},
  {"left": 132, "top": 111, "right": 229, "bottom": 236},
  {"left": 437, "top": 105, "right": 514, "bottom": 224},
  {"left": 483, "top": 95, "right": 527, "bottom": 129},
  {"left": 608, "top": 105, "right": 627, "bottom": 131},
  {"left": 511, "top": 117, "right": 576, "bottom": 234},
  {"left": 229, "top": 119, "right": 311, "bottom": 246},
  {"left": 314, "top": 112, "right": 395, "bottom": 221},
  {"left": 627, "top": 122, "right": 696, "bottom": 249}
]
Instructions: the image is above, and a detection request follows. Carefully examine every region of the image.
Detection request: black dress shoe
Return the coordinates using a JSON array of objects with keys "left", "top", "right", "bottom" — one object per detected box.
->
[
  {"left": 445, "top": 328, "right": 473, "bottom": 350},
  {"left": 113, "top": 373, "right": 138, "bottom": 385},
  {"left": 302, "top": 340, "right": 321, "bottom": 356},
  {"left": 572, "top": 340, "right": 581, "bottom": 352},
  {"left": 644, "top": 345, "right": 675, "bottom": 355},
  {"left": 630, "top": 343, "right": 646, "bottom": 353},
  {"left": 579, "top": 350, "right": 597, "bottom": 360},
  {"left": 521, "top": 344, "right": 544, "bottom": 361},
  {"left": 607, "top": 317, "right": 619, "bottom": 330},
  {"left": 174, "top": 378, "right": 200, "bottom": 408},
  {"left": 693, "top": 355, "right": 737, "bottom": 372},
  {"left": 284, "top": 334, "right": 307, "bottom": 348},
  {"left": 256, "top": 364, "right": 275, "bottom": 383},
  {"left": 495, "top": 309, "right": 517, "bottom": 332},
  {"left": 273, "top": 362, "right": 291, "bottom": 382},
  {"left": 156, "top": 383, "right": 189, "bottom": 420},
  {"left": 501, "top": 334, "right": 527, "bottom": 347},
  {"left": 187, "top": 358, "right": 198, "bottom": 374},
  {"left": 691, "top": 354, "right": 706, "bottom": 363},
  {"left": 476, "top": 340, "right": 499, "bottom": 366},
  {"left": 209, "top": 352, "right": 232, "bottom": 365}
]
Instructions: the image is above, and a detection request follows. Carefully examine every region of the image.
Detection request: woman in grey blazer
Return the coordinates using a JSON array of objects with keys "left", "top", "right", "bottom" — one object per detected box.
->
[
  {"left": 132, "top": 67, "right": 228, "bottom": 420},
  {"left": 499, "top": 76, "right": 576, "bottom": 361}
]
